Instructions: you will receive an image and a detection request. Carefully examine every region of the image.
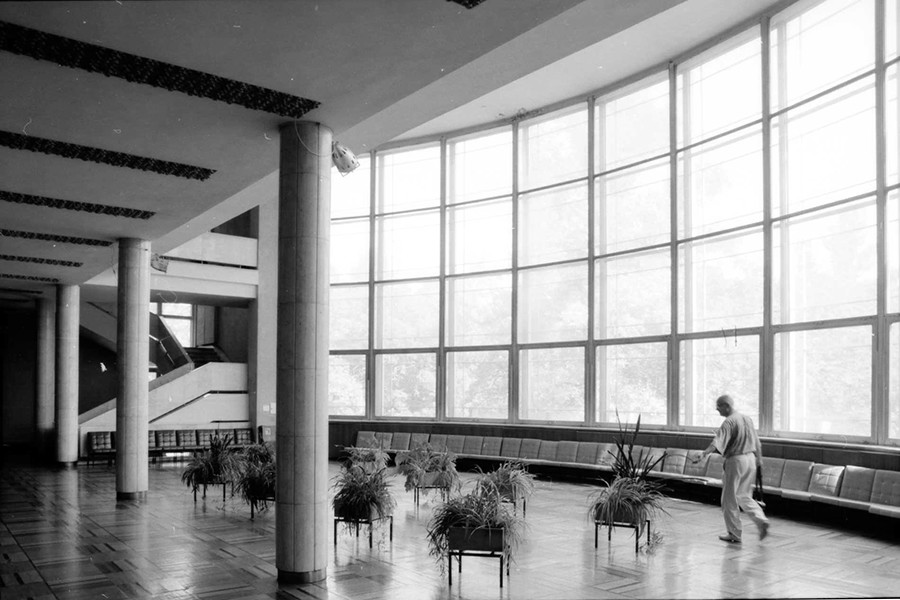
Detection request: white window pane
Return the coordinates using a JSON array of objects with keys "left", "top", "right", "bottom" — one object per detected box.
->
[
  {"left": 331, "top": 218, "right": 369, "bottom": 283},
  {"left": 519, "top": 182, "right": 588, "bottom": 266},
  {"left": 774, "top": 200, "right": 877, "bottom": 323},
  {"left": 678, "top": 230, "right": 764, "bottom": 332},
  {"left": 446, "top": 198, "right": 512, "bottom": 274},
  {"left": 518, "top": 105, "right": 588, "bottom": 190},
  {"left": 595, "top": 159, "right": 670, "bottom": 254},
  {"left": 772, "top": 78, "right": 876, "bottom": 216},
  {"left": 771, "top": 0, "right": 874, "bottom": 110},
  {"left": 890, "top": 192, "right": 900, "bottom": 314},
  {"left": 888, "top": 64, "right": 899, "bottom": 187},
  {"left": 331, "top": 155, "right": 371, "bottom": 219},
  {"left": 330, "top": 285, "right": 369, "bottom": 350},
  {"left": 375, "top": 353, "right": 436, "bottom": 418},
  {"left": 518, "top": 263, "right": 588, "bottom": 344},
  {"left": 329, "top": 355, "right": 366, "bottom": 416},
  {"left": 519, "top": 347, "right": 584, "bottom": 422},
  {"left": 597, "top": 74, "right": 669, "bottom": 171},
  {"left": 891, "top": 322, "right": 899, "bottom": 439},
  {"left": 889, "top": 0, "right": 899, "bottom": 61},
  {"left": 679, "top": 336, "right": 760, "bottom": 428},
  {"left": 596, "top": 250, "right": 670, "bottom": 339},
  {"left": 597, "top": 342, "right": 667, "bottom": 425},
  {"left": 446, "top": 274, "right": 511, "bottom": 346},
  {"left": 375, "top": 210, "right": 439, "bottom": 280},
  {"left": 376, "top": 144, "right": 440, "bottom": 213},
  {"left": 774, "top": 327, "right": 871, "bottom": 436},
  {"left": 163, "top": 303, "right": 192, "bottom": 317},
  {"left": 447, "top": 128, "right": 512, "bottom": 203},
  {"left": 374, "top": 281, "right": 439, "bottom": 349},
  {"left": 678, "top": 129, "right": 763, "bottom": 238},
  {"left": 164, "top": 318, "right": 192, "bottom": 347},
  {"left": 677, "top": 31, "right": 762, "bottom": 146},
  {"left": 447, "top": 350, "right": 508, "bottom": 419}
]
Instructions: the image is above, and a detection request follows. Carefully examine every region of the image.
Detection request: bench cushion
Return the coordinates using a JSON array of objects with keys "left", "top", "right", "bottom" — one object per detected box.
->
[
  {"left": 500, "top": 438, "right": 521, "bottom": 458},
  {"left": 838, "top": 465, "right": 876, "bottom": 503},
  {"left": 662, "top": 448, "right": 688, "bottom": 475},
  {"left": 373, "top": 431, "right": 393, "bottom": 449},
  {"left": 462, "top": 435, "right": 484, "bottom": 455},
  {"left": 596, "top": 443, "right": 617, "bottom": 469},
  {"left": 645, "top": 447, "right": 666, "bottom": 472},
  {"left": 410, "top": 432, "right": 430, "bottom": 449},
  {"left": 537, "top": 441, "right": 559, "bottom": 461},
  {"left": 575, "top": 442, "right": 599, "bottom": 464},
  {"left": 519, "top": 438, "right": 542, "bottom": 460},
  {"left": 445, "top": 435, "right": 465, "bottom": 454},
  {"left": 390, "top": 432, "right": 411, "bottom": 452},
  {"left": 870, "top": 470, "right": 900, "bottom": 507},
  {"left": 761, "top": 457, "right": 785, "bottom": 488},
  {"left": 233, "top": 428, "right": 254, "bottom": 446},
  {"left": 780, "top": 460, "right": 814, "bottom": 491},
  {"left": 556, "top": 441, "right": 579, "bottom": 463},
  {"left": 355, "top": 431, "right": 377, "bottom": 448},
  {"left": 808, "top": 464, "right": 844, "bottom": 498},
  {"left": 89, "top": 431, "right": 114, "bottom": 452},
  {"left": 177, "top": 429, "right": 199, "bottom": 448},
  {"left": 705, "top": 454, "right": 725, "bottom": 481},
  {"left": 682, "top": 451, "right": 708, "bottom": 478},
  {"left": 196, "top": 429, "right": 219, "bottom": 447},
  {"left": 429, "top": 434, "right": 448, "bottom": 451},
  {"left": 481, "top": 436, "right": 503, "bottom": 457},
  {"left": 156, "top": 430, "right": 178, "bottom": 448}
]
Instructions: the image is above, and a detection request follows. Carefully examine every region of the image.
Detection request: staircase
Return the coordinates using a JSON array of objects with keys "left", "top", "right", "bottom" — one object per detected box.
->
[{"left": 184, "top": 346, "right": 227, "bottom": 368}]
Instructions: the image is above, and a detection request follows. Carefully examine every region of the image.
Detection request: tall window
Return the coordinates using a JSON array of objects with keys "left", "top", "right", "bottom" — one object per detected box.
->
[
  {"left": 326, "top": 0, "right": 898, "bottom": 447},
  {"left": 153, "top": 302, "right": 193, "bottom": 347}
]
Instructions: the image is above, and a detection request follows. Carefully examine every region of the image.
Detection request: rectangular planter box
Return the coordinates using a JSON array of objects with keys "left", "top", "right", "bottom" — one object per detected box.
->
[{"left": 448, "top": 526, "right": 504, "bottom": 553}]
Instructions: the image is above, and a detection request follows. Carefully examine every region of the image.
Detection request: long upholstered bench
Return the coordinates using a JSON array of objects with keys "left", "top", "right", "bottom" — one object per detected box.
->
[
  {"left": 85, "top": 427, "right": 256, "bottom": 464},
  {"left": 352, "top": 430, "right": 900, "bottom": 521}
]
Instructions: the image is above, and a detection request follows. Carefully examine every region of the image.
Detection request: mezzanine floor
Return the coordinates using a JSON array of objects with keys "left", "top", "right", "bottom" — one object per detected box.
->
[{"left": 2, "top": 455, "right": 898, "bottom": 600}]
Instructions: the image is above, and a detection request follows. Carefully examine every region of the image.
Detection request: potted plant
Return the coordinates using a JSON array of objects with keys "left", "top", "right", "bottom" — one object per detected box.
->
[
  {"left": 235, "top": 441, "right": 276, "bottom": 518},
  {"left": 181, "top": 433, "right": 240, "bottom": 502},
  {"left": 481, "top": 461, "right": 535, "bottom": 516},
  {"left": 426, "top": 477, "right": 523, "bottom": 586},
  {"left": 332, "top": 462, "right": 396, "bottom": 547},
  {"left": 589, "top": 413, "right": 668, "bottom": 550},
  {"left": 342, "top": 445, "right": 390, "bottom": 473},
  {"left": 395, "top": 443, "right": 460, "bottom": 498}
]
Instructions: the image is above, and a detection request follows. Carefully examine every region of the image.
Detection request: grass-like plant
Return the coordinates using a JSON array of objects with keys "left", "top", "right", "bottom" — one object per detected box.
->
[
  {"left": 480, "top": 461, "right": 535, "bottom": 505},
  {"left": 343, "top": 445, "right": 390, "bottom": 472},
  {"left": 235, "top": 442, "right": 276, "bottom": 514},
  {"left": 332, "top": 464, "right": 396, "bottom": 521},
  {"left": 181, "top": 433, "right": 240, "bottom": 493},
  {"left": 395, "top": 443, "right": 460, "bottom": 493},
  {"left": 587, "top": 476, "right": 667, "bottom": 538},
  {"left": 426, "top": 477, "right": 523, "bottom": 573}
]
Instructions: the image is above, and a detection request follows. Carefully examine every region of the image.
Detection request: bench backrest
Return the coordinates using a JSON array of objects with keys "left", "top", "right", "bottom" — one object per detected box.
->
[
  {"left": 838, "top": 465, "right": 876, "bottom": 502},
  {"left": 808, "top": 464, "right": 845, "bottom": 497},
  {"left": 870, "top": 470, "right": 900, "bottom": 507}
]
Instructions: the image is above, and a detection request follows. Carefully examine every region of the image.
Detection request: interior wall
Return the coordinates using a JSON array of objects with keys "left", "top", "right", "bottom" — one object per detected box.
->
[
  {"left": 79, "top": 337, "right": 118, "bottom": 414},
  {"left": 1, "top": 308, "right": 37, "bottom": 446},
  {"left": 212, "top": 209, "right": 255, "bottom": 238},
  {"left": 215, "top": 306, "right": 248, "bottom": 362},
  {"left": 194, "top": 305, "right": 215, "bottom": 346}
]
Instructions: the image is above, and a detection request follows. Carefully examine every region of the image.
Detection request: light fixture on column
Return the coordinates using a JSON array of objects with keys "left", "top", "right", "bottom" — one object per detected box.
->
[
  {"left": 150, "top": 253, "right": 169, "bottom": 273},
  {"left": 331, "top": 141, "right": 360, "bottom": 174}
]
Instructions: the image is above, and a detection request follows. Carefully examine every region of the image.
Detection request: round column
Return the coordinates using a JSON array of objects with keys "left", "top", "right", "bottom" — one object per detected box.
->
[
  {"left": 36, "top": 294, "right": 56, "bottom": 458},
  {"left": 276, "top": 121, "right": 331, "bottom": 583},
  {"left": 116, "top": 238, "right": 150, "bottom": 500},
  {"left": 55, "top": 284, "right": 80, "bottom": 467}
]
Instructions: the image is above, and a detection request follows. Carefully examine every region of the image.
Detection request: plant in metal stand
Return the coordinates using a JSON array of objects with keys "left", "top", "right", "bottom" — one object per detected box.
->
[
  {"left": 480, "top": 461, "right": 535, "bottom": 516},
  {"left": 181, "top": 433, "right": 240, "bottom": 502},
  {"left": 332, "top": 462, "right": 396, "bottom": 548},
  {"left": 235, "top": 441, "right": 276, "bottom": 518}
]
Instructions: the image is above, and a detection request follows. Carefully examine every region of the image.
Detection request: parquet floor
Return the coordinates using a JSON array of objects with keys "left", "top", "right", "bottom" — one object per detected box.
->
[{"left": 2, "top": 454, "right": 899, "bottom": 599}]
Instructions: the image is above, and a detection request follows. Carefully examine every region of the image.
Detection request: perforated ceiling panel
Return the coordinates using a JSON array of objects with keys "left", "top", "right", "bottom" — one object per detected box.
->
[{"left": 0, "top": 190, "right": 155, "bottom": 220}]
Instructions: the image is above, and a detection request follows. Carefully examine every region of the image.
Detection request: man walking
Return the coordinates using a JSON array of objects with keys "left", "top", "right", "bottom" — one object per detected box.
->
[{"left": 697, "top": 394, "right": 770, "bottom": 543}]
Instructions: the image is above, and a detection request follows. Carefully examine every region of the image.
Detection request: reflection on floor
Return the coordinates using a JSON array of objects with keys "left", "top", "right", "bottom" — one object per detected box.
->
[{"left": 2, "top": 457, "right": 899, "bottom": 599}]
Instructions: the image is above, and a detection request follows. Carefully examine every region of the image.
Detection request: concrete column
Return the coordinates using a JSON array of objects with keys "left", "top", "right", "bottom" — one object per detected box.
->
[
  {"left": 249, "top": 198, "right": 278, "bottom": 442},
  {"left": 55, "top": 284, "right": 79, "bottom": 466},
  {"left": 35, "top": 293, "right": 56, "bottom": 458},
  {"left": 276, "top": 121, "right": 331, "bottom": 583},
  {"left": 115, "top": 238, "right": 150, "bottom": 500}
]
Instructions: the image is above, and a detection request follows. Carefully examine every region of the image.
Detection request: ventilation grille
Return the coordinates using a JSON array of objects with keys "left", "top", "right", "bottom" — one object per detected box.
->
[
  {"left": 0, "top": 228, "right": 113, "bottom": 247},
  {"left": 0, "top": 273, "right": 58, "bottom": 283},
  {"left": 0, "top": 131, "right": 215, "bottom": 181},
  {"left": 0, "top": 190, "right": 155, "bottom": 219},
  {"left": 0, "top": 254, "right": 82, "bottom": 267},
  {"left": 0, "top": 21, "right": 321, "bottom": 119},
  {"left": 0, "top": 287, "right": 43, "bottom": 295},
  {"left": 449, "top": 0, "right": 487, "bottom": 8}
]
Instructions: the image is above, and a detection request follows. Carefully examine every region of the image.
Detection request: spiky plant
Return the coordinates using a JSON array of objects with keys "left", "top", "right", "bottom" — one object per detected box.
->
[
  {"left": 332, "top": 464, "right": 396, "bottom": 521},
  {"left": 181, "top": 433, "right": 240, "bottom": 492},
  {"left": 608, "top": 412, "right": 666, "bottom": 480},
  {"left": 426, "top": 478, "right": 523, "bottom": 573},
  {"left": 343, "top": 446, "right": 390, "bottom": 472}
]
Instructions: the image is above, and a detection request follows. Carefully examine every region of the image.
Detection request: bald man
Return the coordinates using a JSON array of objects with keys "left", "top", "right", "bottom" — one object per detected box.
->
[{"left": 698, "top": 394, "right": 769, "bottom": 543}]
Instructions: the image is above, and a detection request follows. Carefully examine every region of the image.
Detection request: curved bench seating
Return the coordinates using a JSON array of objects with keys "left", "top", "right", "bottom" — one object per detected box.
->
[{"left": 353, "top": 430, "right": 900, "bottom": 521}]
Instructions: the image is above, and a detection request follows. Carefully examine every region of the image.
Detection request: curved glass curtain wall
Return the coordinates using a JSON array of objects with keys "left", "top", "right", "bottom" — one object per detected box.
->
[{"left": 329, "top": 0, "right": 900, "bottom": 446}]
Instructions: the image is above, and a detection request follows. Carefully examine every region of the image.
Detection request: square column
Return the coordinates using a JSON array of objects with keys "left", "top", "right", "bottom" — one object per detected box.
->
[{"left": 276, "top": 121, "right": 331, "bottom": 583}]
